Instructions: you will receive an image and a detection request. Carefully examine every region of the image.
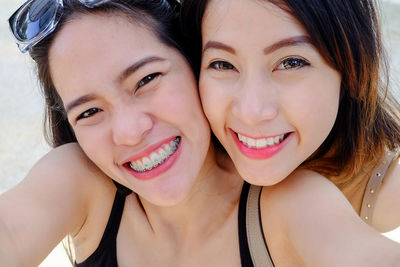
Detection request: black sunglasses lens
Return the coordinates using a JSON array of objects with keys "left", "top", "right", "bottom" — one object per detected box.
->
[{"left": 12, "top": 0, "right": 58, "bottom": 42}]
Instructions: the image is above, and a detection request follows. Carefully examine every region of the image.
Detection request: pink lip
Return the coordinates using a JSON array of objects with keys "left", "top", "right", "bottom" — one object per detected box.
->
[
  {"left": 231, "top": 130, "right": 292, "bottom": 160},
  {"left": 123, "top": 136, "right": 182, "bottom": 181}
]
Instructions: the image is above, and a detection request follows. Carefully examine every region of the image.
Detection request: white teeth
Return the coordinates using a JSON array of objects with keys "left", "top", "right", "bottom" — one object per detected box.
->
[
  {"left": 237, "top": 133, "right": 286, "bottom": 149},
  {"left": 150, "top": 152, "right": 161, "bottom": 166},
  {"left": 158, "top": 148, "right": 168, "bottom": 158},
  {"left": 266, "top": 137, "right": 274, "bottom": 146},
  {"left": 138, "top": 161, "right": 145, "bottom": 171},
  {"left": 256, "top": 138, "right": 267, "bottom": 148},
  {"left": 142, "top": 157, "right": 151, "bottom": 169},
  {"left": 163, "top": 143, "right": 171, "bottom": 154},
  {"left": 248, "top": 138, "right": 256, "bottom": 148},
  {"left": 128, "top": 137, "right": 181, "bottom": 172},
  {"left": 274, "top": 136, "right": 280, "bottom": 144}
]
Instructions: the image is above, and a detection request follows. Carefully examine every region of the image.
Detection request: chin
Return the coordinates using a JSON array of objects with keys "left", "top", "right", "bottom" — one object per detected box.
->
[
  {"left": 237, "top": 165, "right": 292, "bottom": 187},
  {"left": 146, "top": 182, "right": 192, "bottom": 207}
]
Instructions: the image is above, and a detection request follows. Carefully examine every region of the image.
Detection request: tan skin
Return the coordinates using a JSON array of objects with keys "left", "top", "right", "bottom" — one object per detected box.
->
[{"left": 1, "top": 11, "right": 400, "bottom": 267}]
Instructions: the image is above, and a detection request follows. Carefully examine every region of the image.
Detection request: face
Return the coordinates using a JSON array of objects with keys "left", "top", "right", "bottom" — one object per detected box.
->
[
  {"left": 200, "top": 0, "right": 341, "bottom": 185},
  {"left": 49, "top": 13, "right": 211, "bottom": 206}
]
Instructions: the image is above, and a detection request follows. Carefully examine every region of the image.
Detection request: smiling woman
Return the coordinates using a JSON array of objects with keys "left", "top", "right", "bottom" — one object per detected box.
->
[
  {"left": 182, "top": 0, "right": 400, "bottom": 233},
  {"left": 0, "top": 1, "right": 245, "bottom": 266}
]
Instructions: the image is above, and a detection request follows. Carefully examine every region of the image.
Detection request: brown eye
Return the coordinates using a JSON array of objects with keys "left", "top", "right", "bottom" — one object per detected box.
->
[
  {"left": 209, "top": 61, "right": 236, "bottom": 71},
  {"left": 275, "top": 57, "right": 310, "bottom": 71},
  {"left": 77, "top": 108, "right": 101, "bottom": 121},
  {"left": 136, "top": 72, "right": 161, "bottom": 90}
]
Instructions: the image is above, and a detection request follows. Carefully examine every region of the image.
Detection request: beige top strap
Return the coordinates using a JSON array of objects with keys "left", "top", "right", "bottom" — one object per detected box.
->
[
  {"left": 246, "top": 185, "right": 274, "bottom": 267},
  {"left": 360, "top": 153, "right": 396, "bottom": 224}
]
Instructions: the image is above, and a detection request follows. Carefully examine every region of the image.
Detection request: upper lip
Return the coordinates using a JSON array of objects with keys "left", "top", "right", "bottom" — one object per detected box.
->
[{"left": 121, "top": 136, "right": 179, "bottom": 165}]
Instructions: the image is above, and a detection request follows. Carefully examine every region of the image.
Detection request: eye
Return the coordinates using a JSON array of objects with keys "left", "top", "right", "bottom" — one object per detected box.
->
[
  {"left": 77, "top": 108, "right": 102, "bottom": 121},
  {"left": 209, "top": 61, "right": 236, "bottom": 71},
  {"left": 274, "top": 57, "right": 310, "bottom": 71},
  {"left": 136, "top": 72, "right": 161, "bottom": 90}
]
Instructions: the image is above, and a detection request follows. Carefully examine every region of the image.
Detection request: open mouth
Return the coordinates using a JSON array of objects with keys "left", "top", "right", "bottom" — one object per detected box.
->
[
  {"left": 125, "top": 136, "right": 181, "bottom": 173},
  {"left": 236, "top": 132, "right": 291, "bottom": 149}
]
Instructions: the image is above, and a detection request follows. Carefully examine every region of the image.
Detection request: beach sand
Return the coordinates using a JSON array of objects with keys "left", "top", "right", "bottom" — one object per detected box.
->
[{"left": 0, "top": 1, "right": 399, "bottom": 266}]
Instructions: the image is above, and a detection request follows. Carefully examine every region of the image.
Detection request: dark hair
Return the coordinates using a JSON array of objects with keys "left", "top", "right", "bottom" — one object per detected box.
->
[
  {"left": 29, "top": 0, "right": 187, "bottom": 148},
  {"left": 181, "top": 0, "right": 400, "bottom": 185}
]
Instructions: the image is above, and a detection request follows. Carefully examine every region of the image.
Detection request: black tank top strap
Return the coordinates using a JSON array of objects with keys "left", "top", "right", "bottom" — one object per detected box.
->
[
  {"left": 75, "top": 185, "right": 129, "bottom": 267},
  {"left": 113, "top": 181, "right": 133, "bottom": 197},
  {"left": 238, "top": 182, "right": 274, "bottom": 267},
  {"left": 238, "top": 182, "right": 254, "bottom": 267}
]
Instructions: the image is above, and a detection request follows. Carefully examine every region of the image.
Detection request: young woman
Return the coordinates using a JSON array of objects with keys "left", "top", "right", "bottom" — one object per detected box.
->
[
  {"left": 2, "top": 0, "right": 244, "bottom": 265},
  {"left": 1, "top": 0, "right": 399, "bottom": 266},
  {"left": 181, "top": 0, "right": 400, "bottom": 233}
]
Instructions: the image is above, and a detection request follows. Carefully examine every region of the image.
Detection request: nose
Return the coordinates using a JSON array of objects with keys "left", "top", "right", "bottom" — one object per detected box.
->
[
  {"left": 111, "top": 105, "right": 153, "bottom": 146},
  {"left": 231, "top": 74, "right": 279, "bottom": 125}
]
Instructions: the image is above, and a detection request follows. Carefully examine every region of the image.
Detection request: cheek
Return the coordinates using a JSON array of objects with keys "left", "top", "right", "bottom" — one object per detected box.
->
[
  {"left": 157, "top": 82, "right": 210, "bottom": 137},
  {"left": 74, "top": 127, "right": 109, "bottom": 165},
  {"left": 199, "top": 77, "right": 229, "bottom": 131},
  {"left": 286, "top": 73, "right": 340, "bottom": 145}
]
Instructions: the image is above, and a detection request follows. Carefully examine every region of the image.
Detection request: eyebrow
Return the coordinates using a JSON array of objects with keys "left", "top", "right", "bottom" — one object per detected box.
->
[
  {"left": 263, "top": 35, "right": 312, "bottom": 55},
  {"left": 202, "top": 35, "right": 312, "bottom": 55},
  {"left": 118, "top": 56, "right": 166, "bottom": 83},
  {"left": 65, "top": 56, "right": 166, "bottom": 113},
  {"left": 203, "top": 41, "right": 236, "bottom": 55},
  {"left": 66, "top": 94, "right": 97, "bottom": 113}
]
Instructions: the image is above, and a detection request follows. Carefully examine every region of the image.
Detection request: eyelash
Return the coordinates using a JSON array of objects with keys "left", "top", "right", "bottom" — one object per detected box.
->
[
  {"left": 208, "top": 61, "right": 236, "bottom": 71},
  {"left": 274, "top": 57, "right": 310, "bottom": 71},
  {"left": 77, "top": 108, "right": 101, "bottom": 121},
  {"left": 208, "top": 57, "right": 309, "bottom": 73},
  {"left": 136, "top": 72, "right": 162, "bottom": 91}
]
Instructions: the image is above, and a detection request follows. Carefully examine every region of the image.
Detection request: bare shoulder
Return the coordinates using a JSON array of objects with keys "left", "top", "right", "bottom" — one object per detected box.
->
[
  {"left": 28, "top": 142, "right": 113, "bottom": 193},
  {"left": 0, "top": 142, "right": 115, "bottom": 266},
  {"left": 373, "top": 154, "right": 400, "bottom": 232},
  {"left": 261, "top": 169, "right": 349, "bottom": 209},
  {"left": 259, "top": 169, "right": 400, "bottom": 267}
]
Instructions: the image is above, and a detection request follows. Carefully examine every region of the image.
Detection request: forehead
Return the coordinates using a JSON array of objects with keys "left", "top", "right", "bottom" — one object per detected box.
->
[
  {"left": 48, "top": 13, "right": 169, "bottom": 96},
  {"left": 49, "top": 12, "right": 161, "bottom": 65},
  {"left": 202, "top": 0, "right": 305, "bottom": 43}
]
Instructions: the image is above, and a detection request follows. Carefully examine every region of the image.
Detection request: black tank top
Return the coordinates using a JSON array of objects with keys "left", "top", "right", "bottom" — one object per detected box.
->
[
  {"left": 75, "top": 182, "right": 271, "bottom": 266},
  {"left": 75, "top": 183, "right": 131, "bottom": 267}
]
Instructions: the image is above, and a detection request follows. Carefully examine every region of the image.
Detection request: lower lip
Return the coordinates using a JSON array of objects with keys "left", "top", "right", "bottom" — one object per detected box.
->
[
  {"left": 124, "top": 138, "right": 182, "bottom": 181},
  {"left": 231, "top": 130, "right": 292, "bottom": 160}
]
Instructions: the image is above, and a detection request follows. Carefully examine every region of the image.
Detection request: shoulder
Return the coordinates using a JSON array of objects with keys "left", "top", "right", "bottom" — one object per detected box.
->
[
  {"left": 259, "top": 169, "right": 400, "bottom": 266},
  {"left": 373, "top": 153, "right": 400, "bottom": 232},
  {"left": 260, "top": 169, "right": 349, "bottom": 212},
  {"left": 29, "top": 142, "right": 113, "bottom": 194},
  {"left": 0, "top": 143, "right": 115, "bottom": 266}
]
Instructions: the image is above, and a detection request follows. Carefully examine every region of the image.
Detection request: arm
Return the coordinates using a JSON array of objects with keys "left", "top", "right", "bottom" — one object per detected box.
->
[
  {"left": 261, "top": 169, "right": 400, "bottom": 267},
  {"left": 0, "top": 143, "right": 106, "bottom": 266}
]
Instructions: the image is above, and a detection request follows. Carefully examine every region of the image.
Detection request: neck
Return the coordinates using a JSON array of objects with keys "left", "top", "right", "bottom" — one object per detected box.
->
[{"left": 136, "top": 143, "right": 243, "bottom": 244}]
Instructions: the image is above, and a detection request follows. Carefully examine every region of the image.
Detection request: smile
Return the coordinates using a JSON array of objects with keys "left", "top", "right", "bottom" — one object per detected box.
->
[
  {"left": 127, "top": 136, "right": 181, "bottom": 172},
  {"left": 232, "top": 130, "right": 292, "bottom": 160},
  {"left": 237, "top": 133, "right": 286, "bottom": 149}
]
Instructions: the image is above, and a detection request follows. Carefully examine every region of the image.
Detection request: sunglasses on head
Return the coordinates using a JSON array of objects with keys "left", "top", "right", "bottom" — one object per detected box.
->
[{"left": 8, "top": 0, "right": 111, "bottom": 53}]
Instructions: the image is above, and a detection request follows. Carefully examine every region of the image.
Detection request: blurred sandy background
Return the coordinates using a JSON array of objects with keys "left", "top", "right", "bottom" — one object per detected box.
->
[{"left": 0, "top": 0, "right": 399, "bottom": 266}]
